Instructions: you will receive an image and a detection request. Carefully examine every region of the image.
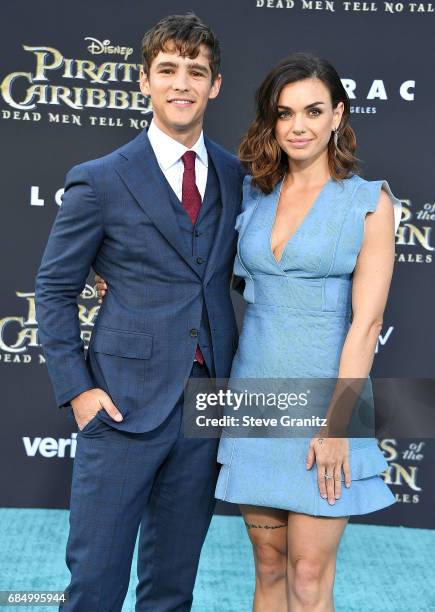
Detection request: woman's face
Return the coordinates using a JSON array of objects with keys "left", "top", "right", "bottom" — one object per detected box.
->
[{"left": 274, "top": 77, "right": 344, "bottom": 166}]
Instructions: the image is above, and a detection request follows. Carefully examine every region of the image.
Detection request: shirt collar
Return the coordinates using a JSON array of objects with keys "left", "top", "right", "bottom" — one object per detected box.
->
[{"left": 147, "top": 119, "right": 208, "bottom": 171}]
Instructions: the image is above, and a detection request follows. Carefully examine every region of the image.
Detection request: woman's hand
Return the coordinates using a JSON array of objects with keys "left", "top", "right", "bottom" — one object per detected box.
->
[
  {"left": 95, "top": 274, "right": 107, "bottom": 304},
  {"left": 306, "top": 437, "right": 351, "bottom": 505}
]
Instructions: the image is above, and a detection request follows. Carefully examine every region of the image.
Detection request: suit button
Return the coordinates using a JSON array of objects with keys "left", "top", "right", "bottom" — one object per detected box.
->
[
  {"left": 196, "top": 257, "right": 204, "bottom": 264},
  {"left": 190, "top": 328, "right": 198, "bottom": 338},
  {"left": 194, "top": 230, "right": 200, "bottom": 237}
]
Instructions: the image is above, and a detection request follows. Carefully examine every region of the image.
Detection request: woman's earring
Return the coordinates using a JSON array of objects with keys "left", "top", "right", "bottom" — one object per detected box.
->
[{"left": 333, "top": 127, "right": 340, "bottom": 157}]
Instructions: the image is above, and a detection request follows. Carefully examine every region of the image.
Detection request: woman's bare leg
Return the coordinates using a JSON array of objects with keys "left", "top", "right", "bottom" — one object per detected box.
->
[
  {"left": 240, "top": 504, "right": 289, "bottom": 612},
  {"left": 286, "top": 512, "right": 349, "bottom": 611}
]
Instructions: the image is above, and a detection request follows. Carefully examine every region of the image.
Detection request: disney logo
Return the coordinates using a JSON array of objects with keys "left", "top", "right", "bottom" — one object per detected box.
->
[
  {"left": 80, "top": 283, "right": 98, "bottom": 300},
  {"left": 85, "top": 37, "right": 133, "bottom": 61}
]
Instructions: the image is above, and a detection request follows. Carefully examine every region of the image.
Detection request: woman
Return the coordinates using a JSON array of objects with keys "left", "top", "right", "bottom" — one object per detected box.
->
[
  {"left": 214, "top": 52, "right": 401, "bottom": 611},
  {"left": 97, "top": 53, "right": 401, "bottom": 611}
]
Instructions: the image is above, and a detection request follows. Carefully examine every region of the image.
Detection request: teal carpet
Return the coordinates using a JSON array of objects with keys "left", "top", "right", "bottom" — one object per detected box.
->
[{"left": 0, "top": 509, "right": 434, "bottom": 611}]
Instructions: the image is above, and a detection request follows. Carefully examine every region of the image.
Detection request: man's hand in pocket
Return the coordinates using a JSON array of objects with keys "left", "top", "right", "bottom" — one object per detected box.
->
[{"left": 71, "top": 388, "right": 123, "bottom": 430}]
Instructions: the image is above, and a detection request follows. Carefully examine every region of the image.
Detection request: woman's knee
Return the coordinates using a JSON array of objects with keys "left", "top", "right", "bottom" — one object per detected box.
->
[
  {"left": 254, "top": 542, "right": 287, "bottom": 586},
  {"left": 289, "top": 556, "right": 333, "bottom": 605}
]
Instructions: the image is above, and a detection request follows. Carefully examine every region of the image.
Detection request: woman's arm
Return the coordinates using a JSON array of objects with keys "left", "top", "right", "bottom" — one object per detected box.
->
[
  {"left": 338, "top": 188, "right": 396, "bottom": 378},
  {"left": 320, "top": 189, "right": 396, "bottom": 437},
  {"left": 306, "top": 188, "right": 396, "bottom": 504}
]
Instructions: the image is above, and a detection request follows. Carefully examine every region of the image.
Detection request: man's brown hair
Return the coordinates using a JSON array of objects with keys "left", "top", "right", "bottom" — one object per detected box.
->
[{"left": 141, "top": 13, "right": 221, "bottom": 82}]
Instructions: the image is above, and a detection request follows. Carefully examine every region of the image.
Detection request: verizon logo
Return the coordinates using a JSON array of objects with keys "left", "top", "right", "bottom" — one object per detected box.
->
[
  {"left": 375, "top": 326, "right": 395, "bottom": 354},
  {"left": 22, "top": 434, "right": 77, "bottom": 458}
]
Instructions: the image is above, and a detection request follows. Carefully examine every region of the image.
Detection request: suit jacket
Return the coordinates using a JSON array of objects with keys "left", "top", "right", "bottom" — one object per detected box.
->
[{"left": 35, "top": 127, "right": 244, "bottom": 432}]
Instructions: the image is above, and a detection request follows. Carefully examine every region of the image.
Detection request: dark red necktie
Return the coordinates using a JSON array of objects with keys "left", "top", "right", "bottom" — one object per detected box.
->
[{"left": 181, "top": 151, "right": 204, "bottom": 365}]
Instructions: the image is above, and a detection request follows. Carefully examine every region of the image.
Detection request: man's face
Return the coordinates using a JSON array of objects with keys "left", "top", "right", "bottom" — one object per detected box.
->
[{"left": 140, "top": 43, "right": 221, "bottom": 138}]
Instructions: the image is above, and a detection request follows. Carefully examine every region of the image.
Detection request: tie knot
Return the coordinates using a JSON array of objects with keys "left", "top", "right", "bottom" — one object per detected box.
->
[{"left": 181, "top": 150, "right": 196, "bottom": 170}]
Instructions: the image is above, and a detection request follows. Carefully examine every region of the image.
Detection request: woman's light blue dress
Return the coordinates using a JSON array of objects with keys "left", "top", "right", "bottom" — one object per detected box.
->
[{"left": 215, "top": 174, "right": 402, "bottom": 517}]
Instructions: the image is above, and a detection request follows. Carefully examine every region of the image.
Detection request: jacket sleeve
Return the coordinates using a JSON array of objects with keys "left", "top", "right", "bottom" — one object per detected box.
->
[{"left": 35, "top": 162, "right": 104, "bottom": 408}]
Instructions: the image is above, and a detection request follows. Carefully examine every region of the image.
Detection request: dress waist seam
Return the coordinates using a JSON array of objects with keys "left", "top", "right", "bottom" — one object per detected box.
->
[{"left": 248, "top": 301, "right": 351, "bottom": 317}]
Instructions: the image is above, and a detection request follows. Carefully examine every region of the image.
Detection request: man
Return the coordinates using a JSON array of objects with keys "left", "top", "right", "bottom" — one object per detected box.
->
[{"left": 36, "top": 13, "right": 243, "bottom": 611}]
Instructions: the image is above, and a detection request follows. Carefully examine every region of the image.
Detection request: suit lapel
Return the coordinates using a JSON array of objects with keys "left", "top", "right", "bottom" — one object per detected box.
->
[
  {"left": 114, "top": 130, "right": 203, "bottom": 277},
  {"left": 203, "top": 137, "right": 239, "bottom": 285}
]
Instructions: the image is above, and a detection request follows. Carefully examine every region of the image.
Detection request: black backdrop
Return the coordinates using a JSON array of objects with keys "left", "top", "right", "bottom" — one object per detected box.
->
[{"left": 1, "top": 0, "right": 434, "bottom": 528}]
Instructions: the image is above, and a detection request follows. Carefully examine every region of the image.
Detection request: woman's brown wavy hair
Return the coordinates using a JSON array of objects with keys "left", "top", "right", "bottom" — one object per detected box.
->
[{"left": 239, "top": 52, "right": 359, "bottom": 194}]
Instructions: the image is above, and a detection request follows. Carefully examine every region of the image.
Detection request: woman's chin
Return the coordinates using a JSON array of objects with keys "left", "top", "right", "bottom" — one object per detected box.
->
[{"left": 287, "top": 151, "right": 313, "bottom": 163}]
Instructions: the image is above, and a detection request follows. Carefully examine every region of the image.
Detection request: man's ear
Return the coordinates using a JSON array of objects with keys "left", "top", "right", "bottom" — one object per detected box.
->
[
  {"left": 209, "top": 73, "right": 222, "bottom": 100},
  {"left": 139, "top": 68, "right": 151, "bottom": 97}
]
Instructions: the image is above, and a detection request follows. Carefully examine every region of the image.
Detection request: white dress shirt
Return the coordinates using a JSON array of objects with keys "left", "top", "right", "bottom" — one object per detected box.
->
[{"left": 147, "top": 119, "right": 208, "bottom": 201}]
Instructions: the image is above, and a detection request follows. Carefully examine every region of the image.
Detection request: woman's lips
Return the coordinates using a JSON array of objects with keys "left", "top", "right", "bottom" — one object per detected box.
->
[{"left": 288, "top": 139, "right": 313, "bottom": 148}]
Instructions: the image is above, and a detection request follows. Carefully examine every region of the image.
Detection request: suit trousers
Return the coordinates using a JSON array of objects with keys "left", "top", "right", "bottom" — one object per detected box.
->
[{"left": 60, "top": 362, "right": 219, "bottom": 612}]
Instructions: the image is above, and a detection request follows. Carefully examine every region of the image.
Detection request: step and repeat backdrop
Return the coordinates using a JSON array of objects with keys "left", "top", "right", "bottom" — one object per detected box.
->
[{"left": 1, "top": 0, "right": 434, "bottom": 528}]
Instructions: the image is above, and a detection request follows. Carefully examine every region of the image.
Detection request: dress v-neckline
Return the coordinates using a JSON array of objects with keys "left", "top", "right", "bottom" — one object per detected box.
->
[{"left": 270, "top": 176, "right": 332, "bottom": 265}]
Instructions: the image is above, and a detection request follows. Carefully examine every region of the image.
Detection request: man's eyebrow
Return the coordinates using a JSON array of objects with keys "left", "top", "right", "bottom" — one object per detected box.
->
[
  {"left": 186, "top": 62, "right": 210, "bottom": 74},
  {"left": 278, "top": 101, "right": 326, "bottom": 110},
  {"left": 155, "top": 61, "right": 178, "bottom": 69},
  {"left": 154, "top": 61, "right": 209, "bottom": 75}
]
